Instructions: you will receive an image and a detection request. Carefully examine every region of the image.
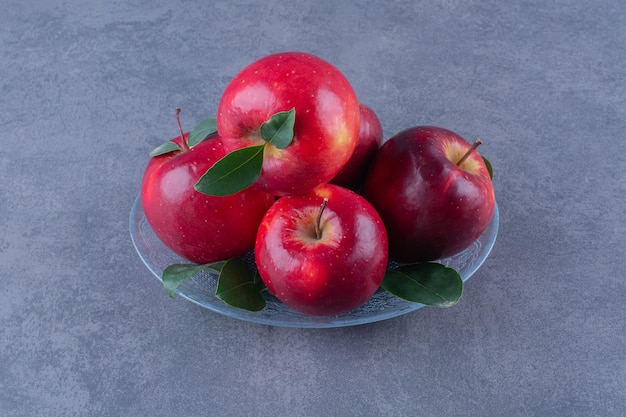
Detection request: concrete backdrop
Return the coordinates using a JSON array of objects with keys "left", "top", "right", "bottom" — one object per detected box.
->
[{"left": 1, "top": 1, "right": 624, "bottom": 416}]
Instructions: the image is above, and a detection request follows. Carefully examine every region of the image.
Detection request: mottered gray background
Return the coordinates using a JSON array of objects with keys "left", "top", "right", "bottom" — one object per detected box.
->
[{"left": 1, "top": 1, "right": 624, "bottom": 416}]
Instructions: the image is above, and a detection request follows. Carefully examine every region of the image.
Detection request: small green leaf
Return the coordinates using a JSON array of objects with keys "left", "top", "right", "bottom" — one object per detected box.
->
[
  {"left": 216, "top": 258, "right": 266, "bottom": 311},
  {"left": 482, "top": 156, "right": 493, "bottom": 180},
  {"left": 149, "top": 141, "right": 183, "bottom": 157},
  {"left": 260, "top": 108, "right": 296, "bottom": 149},
  {"left": 194, "top": 144, "right": 265, "bottom": 196},
  {"left": 161, "top": 262, "right": 224, "bottom": 298},
  {"left": 187, "top": 118, "right": 217, "bottom": 147},
  {"left": 382, "top": 263, "right": 463, "bottom": 307}
]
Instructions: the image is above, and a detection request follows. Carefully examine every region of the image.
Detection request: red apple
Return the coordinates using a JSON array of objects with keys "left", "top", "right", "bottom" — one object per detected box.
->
[
  {"left": 217, "top": 52, "right": 360, "bottom": 196},
  {"left": 362, "top": 126, "right": 495, "bottom": 263},
  {"left": 254, "top": 184, "right": 389, "bottom": 316},
  {"left": 330, "top": 103, "right": 384, "bottom": 190},
  {"left": 141, "top": 132, "right": 275, "bottom": 264}
]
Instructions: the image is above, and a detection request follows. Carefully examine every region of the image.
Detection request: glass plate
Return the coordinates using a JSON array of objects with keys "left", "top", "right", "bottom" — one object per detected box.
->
[{"left": 129, "top": 195, "right": 499, "bottom": 328}]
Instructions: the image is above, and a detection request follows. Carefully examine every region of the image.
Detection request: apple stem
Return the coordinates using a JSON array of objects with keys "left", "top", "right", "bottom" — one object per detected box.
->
[
  {"left": 175, "top": 108, "right": 189, "bottom": 151},
  {"left": 456, "top": 138, "right": 482, "bottom": 166},
  {"left": 315, "top": 198, "right": 329, "bottom": 240}
]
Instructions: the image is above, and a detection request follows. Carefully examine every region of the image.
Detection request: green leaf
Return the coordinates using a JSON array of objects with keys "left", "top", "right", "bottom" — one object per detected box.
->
[
  {"left": 161, "top": 262, "right": 224, "bottom": 298},
  {"left": 482, "top": 156, "right": 493, "bottom": 180},
  {"left": 382, "top": 263, "right": 463, "bottom": 307},
  {"left": 187, "top": 118, "right": 217, "bottom": 147},
  {"left": 215, "top": 258, "right": 266, "bottom": 311},
  {"left": 194, "top": 144, "right": 265, "bottom": 196},
  {"left": 260, "top": 108, "right": 296, "bottom": 149},
  {"left": 149, "top": 141, "right": 183, "bottom": 157}
]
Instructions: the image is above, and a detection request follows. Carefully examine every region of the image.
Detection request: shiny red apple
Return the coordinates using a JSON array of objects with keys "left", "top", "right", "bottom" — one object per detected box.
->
[
  {"left": 362, "top": 126, "right": 495, "bottom": 263},
  {"left": 141, "top": 132, "right": 274, "bottom": 264},
  {"left": 330, "top": 103, "right": 384, "bottom": 190},
  {"left": 217, "top": 52, "right": 360, "bottom": 196},
  {"left": 254, "top": 184, "right": 389, "bottom": 316}
]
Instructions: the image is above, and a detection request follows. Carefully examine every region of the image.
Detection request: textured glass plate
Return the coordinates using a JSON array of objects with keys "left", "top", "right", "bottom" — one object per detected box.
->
[{"left": 130, "top": 195, "right": 499, "bottom": 328}]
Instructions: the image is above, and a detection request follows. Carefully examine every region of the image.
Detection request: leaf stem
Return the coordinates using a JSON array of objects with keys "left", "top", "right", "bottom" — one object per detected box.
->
[
  {"left": 456, "top": 138, "right": 482, "bottom": 167},
  {"left": 175, "top": 108, "right": 189, "bottom": 151},
  {"left": 315, "top": 198, "right": 329, "bottom": 240}
]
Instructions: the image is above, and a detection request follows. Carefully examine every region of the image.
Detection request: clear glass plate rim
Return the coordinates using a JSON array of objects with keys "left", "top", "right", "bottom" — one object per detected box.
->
[{"left": 129, "top": 194, "right": 499, "bottom": 328}]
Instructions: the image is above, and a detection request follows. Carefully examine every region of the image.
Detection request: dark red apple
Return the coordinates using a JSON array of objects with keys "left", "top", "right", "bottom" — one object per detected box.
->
[
  {"left": 362, "top": 126, "right": 495, "bottom": 263},
  {"left": 254, "top": 184, "right": 389, "bottom": 316},
  {"left": 217, "top": 52, "right": 361, "bottom": 196},
  {"left": 141, "top": 132, "right": 275, "bottom": 264},
  {"left": 330, "top": 103, "right": 384, "bottom": 190}
]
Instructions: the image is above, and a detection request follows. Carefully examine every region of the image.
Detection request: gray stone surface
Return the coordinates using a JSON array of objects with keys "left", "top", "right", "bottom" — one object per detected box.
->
[{"left": 1, "top": 1, "right": 624, "bottom": 416}]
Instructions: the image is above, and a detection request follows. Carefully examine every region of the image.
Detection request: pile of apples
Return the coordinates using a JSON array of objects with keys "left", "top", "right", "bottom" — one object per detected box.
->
[{"left": 140, "top": 52, "right": 495, "bottom": 316}]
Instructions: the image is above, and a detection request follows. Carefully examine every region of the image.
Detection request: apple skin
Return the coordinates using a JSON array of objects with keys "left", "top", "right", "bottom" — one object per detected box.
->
[
  {"left": 140, "top": 133, "right": 275, "bottom": 264},
  {"left": 361, "top": 126, "right": 495, "bottom": 263},
  {"left": 217, "top": 52, "right": 360, "bottom": 196},
  {"left": 329, "top": 103, "right": 384, "bottom": 190},
  {"left": 254, "top": 184, "right": 389, "bottom": 316}
]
